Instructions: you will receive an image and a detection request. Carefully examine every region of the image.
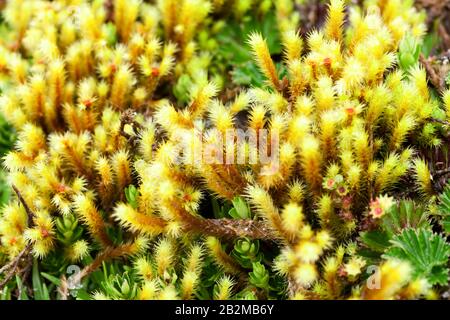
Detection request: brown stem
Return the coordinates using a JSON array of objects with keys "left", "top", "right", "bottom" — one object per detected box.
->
[
  {"left": 12, "top": 185, "right": 35, "bottom": 227},
  {"left": 171, "top": 202, "right": 278, "bottom": 241}
]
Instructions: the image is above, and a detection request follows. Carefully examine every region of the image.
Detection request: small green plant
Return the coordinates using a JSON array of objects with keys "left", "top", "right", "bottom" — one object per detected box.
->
[
  {"left": 384, "top": 228, "right": 450, "bottom": 285},
  {"left": 398, "top": 35, "right": 422, "bottom": 72},
  {"left": 438, "top": 183, "right": 450, "bottom": 234}
]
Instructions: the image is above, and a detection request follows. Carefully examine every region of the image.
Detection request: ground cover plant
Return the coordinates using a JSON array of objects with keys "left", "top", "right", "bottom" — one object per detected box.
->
[{"left": 0, "top": 0, "right": 450, "bottom": 300}]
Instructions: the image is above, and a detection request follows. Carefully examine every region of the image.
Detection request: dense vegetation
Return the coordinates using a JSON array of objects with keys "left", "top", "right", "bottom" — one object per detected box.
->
[{"left": 0, "top": 0, "right": 450, "bottom": 300}]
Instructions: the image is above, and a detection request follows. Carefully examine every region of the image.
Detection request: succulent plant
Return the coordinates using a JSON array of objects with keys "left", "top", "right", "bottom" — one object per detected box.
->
[{"left": 0, "top": 0, "right": 449, "bottom": 301}]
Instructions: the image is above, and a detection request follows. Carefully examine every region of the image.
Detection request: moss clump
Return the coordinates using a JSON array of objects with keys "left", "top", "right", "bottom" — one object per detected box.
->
[{"left": 0, "top": 0, "right": 449, "bottom": 300}]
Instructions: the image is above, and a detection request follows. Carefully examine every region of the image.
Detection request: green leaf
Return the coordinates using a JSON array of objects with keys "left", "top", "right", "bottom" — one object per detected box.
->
[
  {"left": 211, "top": 198, "right": 232, "bottom": 219},
  {"left": 0, "top": 286, "right": 11, "bottom": 300},
  {"left": 103, "top": 23, "right": 117, "bottom": 47},
  {"left": 233, "top": 288, "right": 258, "bottom": 300},
  {"left": 211, "top": 198, "right": 224, "bottom": 219},
  {"left": 0, "top": 114, "right": 15, "bottom": 206},
  {"left": 383, "top": 228, "right": 450, "bottom": 285},
  {"left": 381, "top": 200, "right": 431, "bottom": 237},
  {"left": 0, "top": 113, "right": 15, "bottom": 156},
  {"left": 230, "top": 61, "right": 265, "bottom": 87},
  {"left": 100, "top": 271, "right": 138, "bottom": 300},
  {"left": 442, "top": 216, "right": 450, "bottom": 235},
  {"left": 0, "top": 171, "right": 11, "bottom": 206},
  {"left": 56, "top": 214, "right": 83, "bottom": 245},
  {"left": 356, "top": 248, "right": 383, "bottom": 261},
  {"left": 360, "top": 230, "right": 391, "bottom": 252}
]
